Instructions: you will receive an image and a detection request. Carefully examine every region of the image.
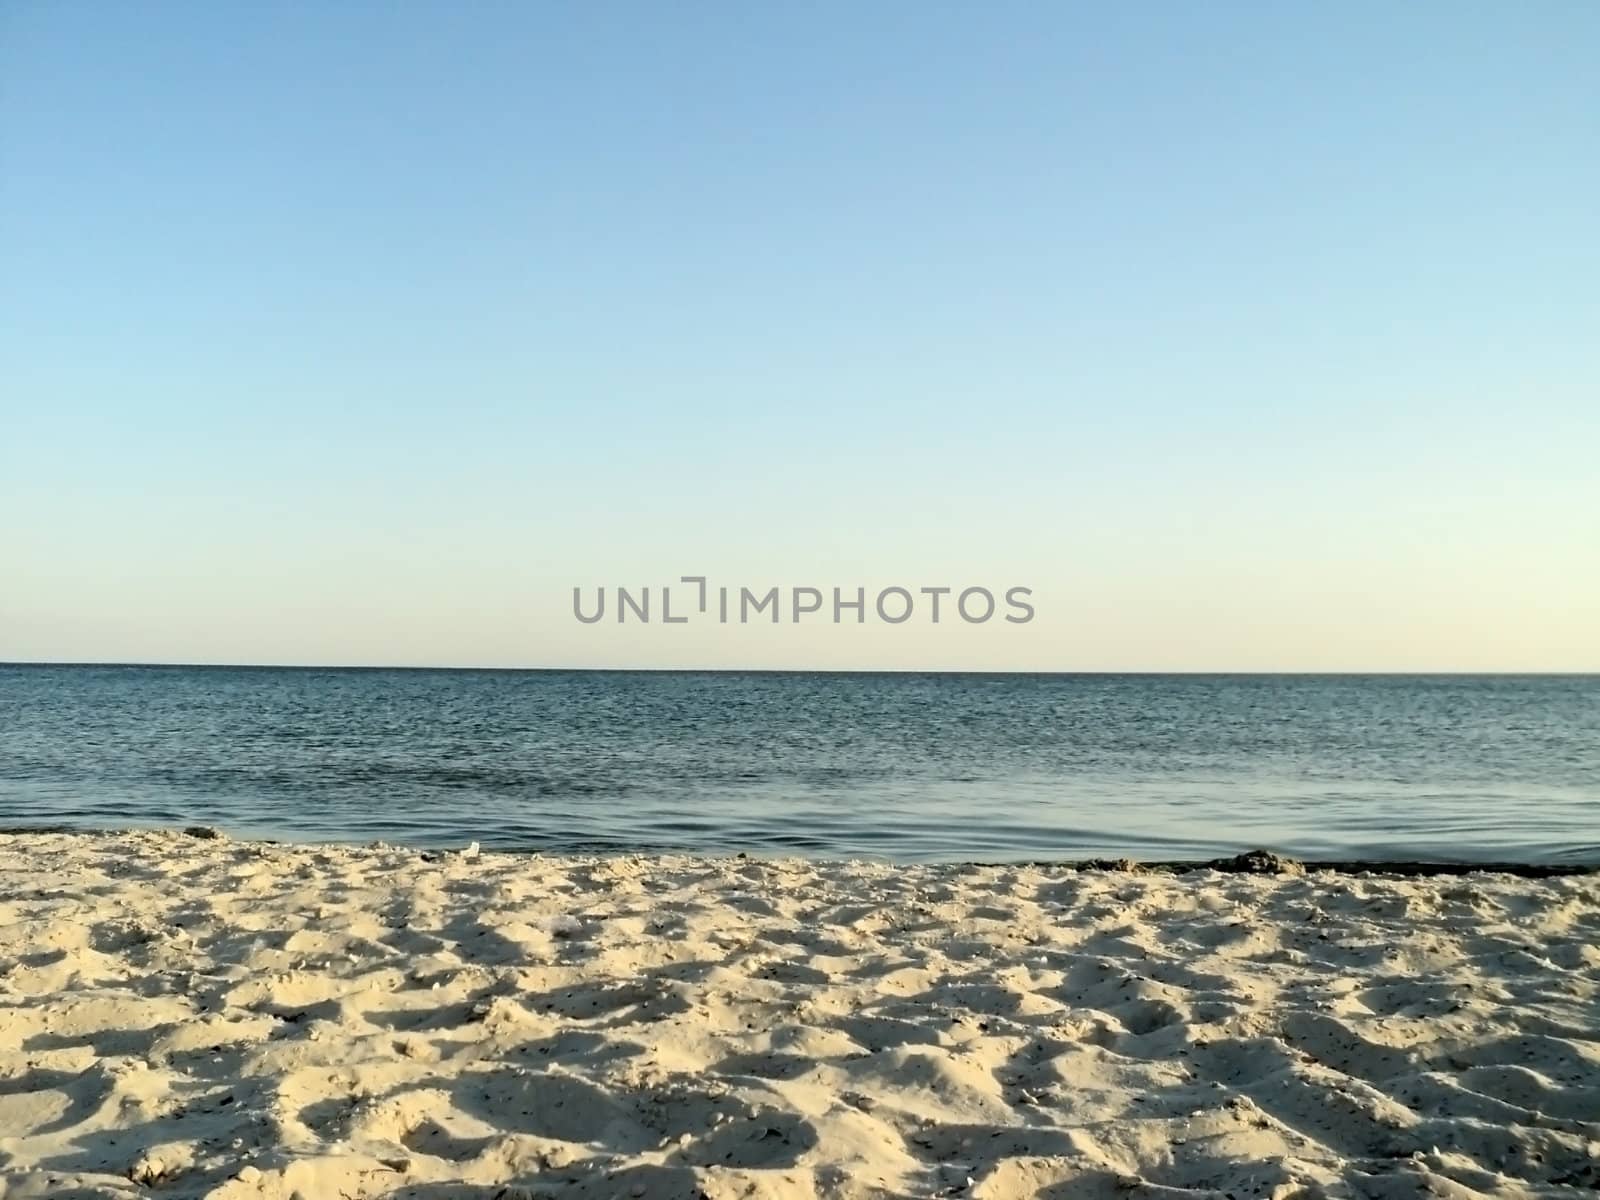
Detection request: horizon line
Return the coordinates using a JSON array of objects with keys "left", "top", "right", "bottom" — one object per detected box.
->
[{"left": 3, "top": 661, "right": 1597, "bottom": 677}]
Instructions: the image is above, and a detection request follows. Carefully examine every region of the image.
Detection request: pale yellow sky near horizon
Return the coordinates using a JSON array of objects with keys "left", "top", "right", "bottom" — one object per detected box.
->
[
  {"left": 5, "top": 535, "right": 1596, "bottom": 672},
  {"left": 9, "top": 440, "right": 1599, "bottom": 671}
]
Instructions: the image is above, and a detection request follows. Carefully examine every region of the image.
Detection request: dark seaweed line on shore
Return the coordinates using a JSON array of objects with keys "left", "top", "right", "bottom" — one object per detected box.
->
[{"left": 1051, "top": 849, "right": 1598, "bottom": 879}]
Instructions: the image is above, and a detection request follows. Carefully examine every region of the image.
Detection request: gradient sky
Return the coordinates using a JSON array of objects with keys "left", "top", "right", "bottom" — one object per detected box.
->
[{"left": 2, "top": 2, "right": 1596, "bottom": 670}]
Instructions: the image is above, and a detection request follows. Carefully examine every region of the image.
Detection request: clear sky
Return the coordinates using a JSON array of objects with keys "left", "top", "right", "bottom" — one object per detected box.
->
[{"left": 2, "top": 2, "right": 1596, "bottom": 670}]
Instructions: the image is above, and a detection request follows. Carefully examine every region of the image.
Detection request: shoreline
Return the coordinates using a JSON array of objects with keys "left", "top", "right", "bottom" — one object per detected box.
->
[
  {"left": 2, "top": 829, "right": 1597, "bottom": 1198},
  {"left": 3, "top": 825, "right": 1596, "bottom": 879}
]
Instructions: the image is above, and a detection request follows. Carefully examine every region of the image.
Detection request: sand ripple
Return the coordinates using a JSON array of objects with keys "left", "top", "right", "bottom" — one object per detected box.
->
[{"left": 0, "top": 832, "right": 1596, "bottom": 1198}]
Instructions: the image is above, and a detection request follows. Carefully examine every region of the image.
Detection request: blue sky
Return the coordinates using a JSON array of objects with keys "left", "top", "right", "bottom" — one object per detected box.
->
[{"left": 3, "top": 2, "right": 1596, "bottom": 669}]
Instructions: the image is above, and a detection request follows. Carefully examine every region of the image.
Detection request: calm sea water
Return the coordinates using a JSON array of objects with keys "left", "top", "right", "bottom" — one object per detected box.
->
[{"left": 0, "top": 666, "right": 1595, "bottom": 864}]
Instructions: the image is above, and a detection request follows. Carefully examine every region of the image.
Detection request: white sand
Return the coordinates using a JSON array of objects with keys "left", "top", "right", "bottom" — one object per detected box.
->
[{"left": 0, "top": 832, "right": 1596, "bottom": 1200}]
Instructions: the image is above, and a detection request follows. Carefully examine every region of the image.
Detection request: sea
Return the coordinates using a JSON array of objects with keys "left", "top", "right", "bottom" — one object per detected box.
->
[{"left": 0, "top": 665, "right": 1594, "bottom": 864}]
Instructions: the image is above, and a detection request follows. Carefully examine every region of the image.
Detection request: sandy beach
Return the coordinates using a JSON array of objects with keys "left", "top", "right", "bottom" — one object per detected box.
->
[{"left": 0, "top": 831, "right": 1596, "bottom": 1200}]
